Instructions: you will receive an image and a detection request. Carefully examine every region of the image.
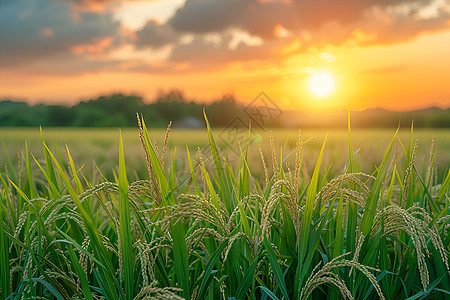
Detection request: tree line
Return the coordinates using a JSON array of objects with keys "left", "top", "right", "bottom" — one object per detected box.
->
[{"left": 0, "top": 91, "right": 449, "bottom": 128}]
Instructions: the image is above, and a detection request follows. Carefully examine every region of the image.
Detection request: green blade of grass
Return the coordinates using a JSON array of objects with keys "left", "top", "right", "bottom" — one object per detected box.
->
[
  {"left": 203, "top": 110, "right": 235, "bottom": 213},
  {"left": 67, "top": 246, "right": 94, "bottom": 300},
  {"left": 31, "top": 154, "right": 59, "bottom": 198},
  {"left": 235, "top": 251, "right": 265, "bottom": 299},
  {"left": 66, "top": 146, "right": 84, "bottom": 194},
  {"left": 186, "top": 146, "right": 200, "bottom": 194},
  {"left": 295, "top": 134, "right": 327, "bottom": 299},
  {"left": 413, "top": 166, "right": 439, "bottom": 216},
  {"left": 172, "top": 222, "right": 190, "bottom": 299},
  {"left": 118, "top": 132, "right": 134, "bottom": 300},
  {"left": 139, "top": 117, "right": 190, "bottom": 298},
  {"left": 168, "top": 146, "right": 177, "bottom": 189},
  {"left": 25, "top": 142, "right": 36, "bottom": 200},
  {"left": 263, "top": 236, "right": 290, "bottom": 300},
  {"left": 23, "top": 278, "right": 64, "bottom": 300},
  {"left": 0, "top": 172, "right": 16, "bottom": 225},
  {"left": 437, "top": 170, "right": 450, "bottom": 205},
  {"left": 347, "top": 109, "right": 358, "bottom": 258},
  {"left": 385, "top": 162, "right": 397, "bottom": 206},
  {"left": 196, "top": 239, "right": 229, "bottom": 299},
  {"left": 259, "top": 286, "right": 281, "bottom": 300},
  {"left": 238, "top": 127, "right": 252, "bottom": 198},
  {"left": 299, "top": 177, "right": 344, "bottom": 290},
  {"left": 0, "top": 198, "right": 10, "bottom": 300},
  {"left": 140, "top": 117, "right": 171, "bottom": 205},
  {"left": 43, "top": 143, "right": 122, "bottom": 300},
  {"left": 360, "top": 128, "right": 398, "bottom": 237},
  {"left": 40, "top": 127, "right": 59, "bottom": 192}
]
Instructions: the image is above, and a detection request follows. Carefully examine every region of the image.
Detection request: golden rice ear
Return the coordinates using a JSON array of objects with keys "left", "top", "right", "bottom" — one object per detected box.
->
[
  {"left": 270, "top": 130, "right": 278, "bottom": 180},
  {"left": 350, "top": 233, "right": 365, "bottom": 276},
  {"left": 161, "top": 121, "right": 172, "bottom": 168},
  {"left": 260, "top": 180, "right": 297, "bottom": 241},
  {"left": 401, "top": 139, "right": 418, "bottom": 208},
  {"left": 300, "top": 255, "right": 385, "bottom": 300},
  {"left": 154, "top": 140, "right": 159, "bottom": 160},
  {"left": 314, "top": 172, "right": 373, "bottom": 211},
  {"left": 197, "top": 147, "right": 207, "bottom": 197},
  {"left": 79, "top": 236, "right": 91, "bottom": 278},
  {"left": 294, "top": 129, "right": 303, "bottom": 195},
  {"left": 371, "top": 205, "right": 448, "bottom": 291},
  {"left": 259, "top": 147, "right": 269, "bottom": 187},
  {"left": 136, "top": 113, "right": 162, "bottom": 205},
  {"left": 426, "top": 136, "right": 435, "bottom": 185},
  {"left": 134, "top": 280, "right": 183, "bottom": 300}
]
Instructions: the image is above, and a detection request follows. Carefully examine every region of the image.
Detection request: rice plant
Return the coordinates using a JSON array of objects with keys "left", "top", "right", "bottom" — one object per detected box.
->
[{"left": 0, "top": 113, "right": 449, "bottom": 299}]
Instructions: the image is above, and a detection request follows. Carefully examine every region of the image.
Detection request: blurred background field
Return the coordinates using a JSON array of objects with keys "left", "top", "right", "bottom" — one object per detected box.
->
[{"left": 1, "top": 126, "right": 449, "bottom": 185}]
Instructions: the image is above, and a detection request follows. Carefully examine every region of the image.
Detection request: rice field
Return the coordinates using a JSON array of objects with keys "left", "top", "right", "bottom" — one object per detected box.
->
[
  {"left": 0, "top": 116, "right": 449, "bottom": 299},
  {"left": 1, "top": 126, "right": 449, "bottom": 181}
]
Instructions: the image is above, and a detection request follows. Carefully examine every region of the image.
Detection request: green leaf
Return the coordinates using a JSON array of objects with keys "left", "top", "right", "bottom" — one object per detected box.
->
[
  {"left": 172, "top": 222, "right": 190, "bottom": 299},
  {"left": 68, "top": 241, "right": 94, "bottom": 299},
  {"left": 40, "top": 127, "right": 59, "bottom": 192},
  {"left": 235, "top": 252, "right": 264, "bottom": 299},
  {"left": 25, "top": 142, "right": 36, "bottom": 199},
  {"left": 24, "top": 278, "right": 65, "bottom": 300},
  {"left": 263, "top": 236, "right": 290, "bottom": 300},
  {"left": 203, "top": 110, "right": 235, "bottom": 213},
  {"left": 0, "top": 199, "right": 10, "bottom": 300},
  {"left": 295, "top": 134, "right": 327, "bottom": 299},
  {"left": 259, "top": 285, "right": 281, "bottom": 300},
  {"left": 43, "top": 143, "right": 122, "bottom": 300},
  {"left": 118, "top": 132, "right": 134, "bottom": 299},
  {"left": 196, "top": 239, "right": 229, "bottom": 299},
  {"left": 360, "top": 128, "right": 398, "bottom": 237}
]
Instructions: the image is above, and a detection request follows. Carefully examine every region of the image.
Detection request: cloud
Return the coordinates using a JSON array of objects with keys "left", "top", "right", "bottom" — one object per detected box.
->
[
  {"left": 69, "top": 0, "right": 121, "bottom": 12},
  {"left": 15, "top": 52, "right": 122, "bottom": 76},
  {"left": 2, "top": 0, "right": 449, "bottom": 76},
  {"left": 170, "top": 0, "right": 251, "bottom": 33},
  {"left": 358, "top": 4, "right": 450, "bottom": 45},
  {"left": 134, "top": 0, "right": 449, "bottom": 71},
  {"left": 135, "top": 21, "right": 179, "bottom": 49},
  {"left": 171, "top": 35, "right": 248, "bottom": 66},
  {"left": 0, "top": 0, "right": 121, "bottom": 69},
  {"left": 168, "top": 0, "right": 448, "bottom": 41}
]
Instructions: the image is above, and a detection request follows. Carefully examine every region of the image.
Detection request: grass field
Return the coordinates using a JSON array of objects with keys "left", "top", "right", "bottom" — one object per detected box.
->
[
  {"left": 1, "top": 126, "right": 449, "bottom": 181},
  {"left": 0, "top": 119, "right": 449, "bottom": 299}
]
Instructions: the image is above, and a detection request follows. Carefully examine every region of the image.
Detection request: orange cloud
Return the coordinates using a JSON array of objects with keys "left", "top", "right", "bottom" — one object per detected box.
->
[
  {"left": 70, "top": 0, "right": 118, "bottom": 13},
  {"left": 71, "top": 37, "right": 114, "bottom": 55}
]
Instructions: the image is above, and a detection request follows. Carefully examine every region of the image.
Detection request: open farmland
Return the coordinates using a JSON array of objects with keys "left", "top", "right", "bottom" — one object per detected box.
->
[
  {"left": 0, "top": 120, "right": 449, "bottom": 299},
  {"left": 1, "top": 126, "right": 449, "bottom": 181}
]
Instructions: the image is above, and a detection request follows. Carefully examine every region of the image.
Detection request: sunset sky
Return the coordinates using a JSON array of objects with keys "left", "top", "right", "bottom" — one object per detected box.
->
[{"left": 1, "top": 0, "right": 450, "bottom": 110}]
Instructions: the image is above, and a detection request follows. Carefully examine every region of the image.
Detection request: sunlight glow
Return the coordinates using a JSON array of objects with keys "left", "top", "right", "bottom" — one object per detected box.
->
[{"left": 309, "top": 72, "right": 335, "bottom": 97}]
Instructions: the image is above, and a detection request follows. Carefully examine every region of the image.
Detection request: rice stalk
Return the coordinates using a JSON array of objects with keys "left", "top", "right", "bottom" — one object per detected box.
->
[
  {"left": 370, "top": 205, "right": 449, "bottom": 290},
  {"left": 269, "top": 131, "right": 278, "bottom": 180},
  {"left": 299, "top": 254, "right": 385, "bottom": 300},
  {"left": 161, "top": 121, "right": 172, "bottom": 168},
  {"left": 259, "top": 147, "right": 269, "bottom": 187},
  {"left": 401, "top": 139, "right": 418, "bottom": 208}
]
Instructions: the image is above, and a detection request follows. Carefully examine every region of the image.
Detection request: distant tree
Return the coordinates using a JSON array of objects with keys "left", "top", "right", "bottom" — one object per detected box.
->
[
  {"left": 207, "top": 94, "right": 241, "bottom": 127},
  {"left": 1, "top": 94, "right": 449, "bottom": 128},
  {"left": 46, "top": 105, "right": 75, "bottom": 126},
  {"left": 154, "top": 89, "right": 188, "bottom": 121}
]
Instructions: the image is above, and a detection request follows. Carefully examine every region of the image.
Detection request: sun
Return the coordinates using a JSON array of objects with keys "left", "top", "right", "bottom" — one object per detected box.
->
[{"left": 309, "top": 72, "right": 335, "bottom": 97}]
